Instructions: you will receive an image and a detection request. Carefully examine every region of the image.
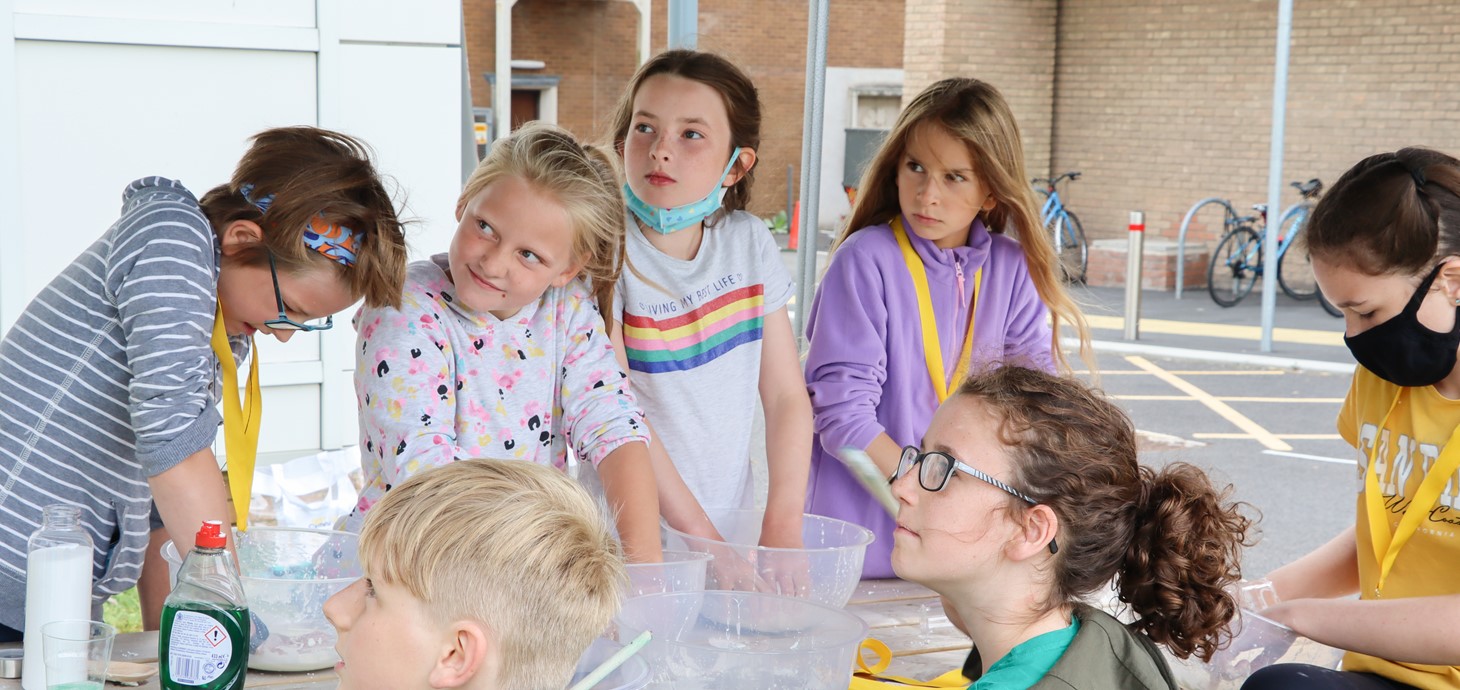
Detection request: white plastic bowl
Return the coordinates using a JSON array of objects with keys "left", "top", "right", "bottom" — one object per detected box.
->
[
  {"left": 163, "top": 527, "right": 360, "bottom": 672},
  {"left": 624, "top": 550, "right": 712, "bottom": 598},
  {"left": 615, "top": 591, "right": 868, "bottom": 690},
  {"left": 1168, "top": 609, "right": 1345, "bottom": 690},
  {"left": 661, "top": 510, "right": 873, "bottom": 608}
]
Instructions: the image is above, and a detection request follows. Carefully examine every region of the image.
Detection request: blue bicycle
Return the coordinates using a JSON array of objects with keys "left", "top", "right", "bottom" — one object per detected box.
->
[
  {"left": 1033, "top": 171, "right": 1087, "bottom": 283},
  {"left": 1204, "top": 178, "right": 1324, "bottom": 307}
]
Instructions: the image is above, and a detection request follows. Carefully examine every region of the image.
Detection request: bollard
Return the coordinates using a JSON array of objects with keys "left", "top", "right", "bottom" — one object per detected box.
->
[{"left": 1124, "top": 211, "right": 1145, "bottom": 341}]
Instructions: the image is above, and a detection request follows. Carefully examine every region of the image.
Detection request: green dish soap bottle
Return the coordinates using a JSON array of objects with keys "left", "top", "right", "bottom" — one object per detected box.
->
[{"left": 159, "top": 521, "right": 249, "bottom": 690}]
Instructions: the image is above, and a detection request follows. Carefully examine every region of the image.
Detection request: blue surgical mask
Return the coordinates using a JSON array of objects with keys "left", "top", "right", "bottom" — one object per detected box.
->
[{"left": 625, "top": 147, "right": 742, "bottom": 234}]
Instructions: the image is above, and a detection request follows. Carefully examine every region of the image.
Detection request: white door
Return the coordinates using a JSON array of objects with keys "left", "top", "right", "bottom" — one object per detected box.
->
[{"left": 0, "top": 0, "right": 466, "bottom": 459}]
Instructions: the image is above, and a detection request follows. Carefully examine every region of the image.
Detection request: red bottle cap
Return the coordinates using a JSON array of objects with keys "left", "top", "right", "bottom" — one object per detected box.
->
[{"left": 195, "top": 520, "right": 227, "bottom": 549}]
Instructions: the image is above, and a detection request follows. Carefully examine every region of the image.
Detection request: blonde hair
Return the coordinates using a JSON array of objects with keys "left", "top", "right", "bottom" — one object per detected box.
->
[
  {"left": 836, "top": 78, "right": 1092, "bottom": 370},
  {"left": 359, "top": 459, "right": 625, "bottom": 690},
  {"left": 200, "top": 126, "right": 409, "bottom": 309},
  {"left": 459, "top": 122, "right": 627, "bottom": 324}
]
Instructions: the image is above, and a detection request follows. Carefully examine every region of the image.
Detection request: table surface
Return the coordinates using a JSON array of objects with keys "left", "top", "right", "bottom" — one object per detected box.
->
[{"left": 0, "top": 579, "right": 970, "bottom": 689}]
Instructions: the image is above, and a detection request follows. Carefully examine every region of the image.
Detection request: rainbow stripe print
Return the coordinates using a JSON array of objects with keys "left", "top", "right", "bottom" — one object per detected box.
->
[{"left": 623, "top": 285, "right": 766, "bottom": 374}]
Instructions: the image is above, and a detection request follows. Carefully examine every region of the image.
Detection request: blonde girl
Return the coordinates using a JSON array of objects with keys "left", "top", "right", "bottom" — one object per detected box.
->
[{"left": 350, "top": 123, "right": 662, "bottom": 562}]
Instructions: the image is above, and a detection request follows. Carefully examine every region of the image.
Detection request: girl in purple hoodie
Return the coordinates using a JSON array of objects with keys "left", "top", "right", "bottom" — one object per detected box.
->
[{"left": 804, "top": 78, "right": 1092, "bottom": 579}]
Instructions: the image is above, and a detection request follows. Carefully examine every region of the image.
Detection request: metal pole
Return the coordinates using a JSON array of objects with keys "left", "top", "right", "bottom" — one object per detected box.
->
[
  {"left": 793, "top": 0, "right": 829, "bottom": 340},
  {"left": 668, "top": 0, "right": 698, "bottom": 50},
  {"left": 1124, "top": 212, "right": 1145, "bottom": 341},
  {"left": 493, "top": 0, "right": 515, "bottom": 141},
  {"left": 1260, "top": 0, "right": 1293, "bottom": 353}
]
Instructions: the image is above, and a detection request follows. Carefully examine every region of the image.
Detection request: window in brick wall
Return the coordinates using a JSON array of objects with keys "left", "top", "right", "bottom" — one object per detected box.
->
[{"left": 852, "top": 89, "right": 901, "bottom": 129}]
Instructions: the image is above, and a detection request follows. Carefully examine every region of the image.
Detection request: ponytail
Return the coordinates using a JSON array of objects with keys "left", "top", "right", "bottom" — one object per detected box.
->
[{"left": 1118, "top": 463, "right": 1251, "bottom": 661}]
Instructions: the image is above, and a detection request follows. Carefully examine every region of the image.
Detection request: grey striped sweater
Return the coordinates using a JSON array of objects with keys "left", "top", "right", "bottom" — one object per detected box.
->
[{"left": 0, "top": 177, "right": 242, "bottom": 629}]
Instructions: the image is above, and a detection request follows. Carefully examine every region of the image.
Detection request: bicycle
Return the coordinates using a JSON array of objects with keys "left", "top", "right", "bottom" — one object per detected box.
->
[
  {"left": 1032, "top": 171, "right": 1087, "bottom": 283},
  {"left": 1204, "top": 178, "right": 1324, "bottom": 308}
]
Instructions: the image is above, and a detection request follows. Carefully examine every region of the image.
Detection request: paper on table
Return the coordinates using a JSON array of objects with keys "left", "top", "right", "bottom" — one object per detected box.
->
[{"left": 836, "top": 448, "right": 899, "bottom": 518}]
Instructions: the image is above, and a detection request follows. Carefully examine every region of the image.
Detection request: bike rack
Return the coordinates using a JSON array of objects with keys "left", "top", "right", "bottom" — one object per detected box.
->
[{"left": 1175, "top": 197, "right": 1237, "bottom": 300}]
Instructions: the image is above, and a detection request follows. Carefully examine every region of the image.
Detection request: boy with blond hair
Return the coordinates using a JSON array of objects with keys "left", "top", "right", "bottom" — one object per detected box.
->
[{"left": 324, "top": 459, "right": 625, "bottom": 690}]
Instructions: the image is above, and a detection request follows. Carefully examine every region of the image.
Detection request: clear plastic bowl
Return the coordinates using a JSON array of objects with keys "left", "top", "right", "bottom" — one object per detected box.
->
[
  {"left": 570, "top": 637, "right": 650, "bottom": 690},
  {"left": 163, "top": 528, "right": 360, "bottom": 672},
  {"left": 1168, "top": 609, "right": 1345, "bottom": 690},
  {"left": 615, "top": 591, "right": 868, "bottom": 690},
  {"left": 661, "top": 510, "right": 873, "bottom": 608},
  {"left": 625, "top": 550, "right": 712, "bottom": 598}
]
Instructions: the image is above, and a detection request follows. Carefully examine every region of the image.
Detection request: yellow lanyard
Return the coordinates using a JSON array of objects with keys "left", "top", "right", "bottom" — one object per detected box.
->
[
  {"left": 1362, "top": 387, "right": 1460, "bottom": 596},
  {"left": 209, "top": 303, "right": 261, "bottom": 531},
  {"left": 893, "top": 216, "right": 982, "bottom": 404}
]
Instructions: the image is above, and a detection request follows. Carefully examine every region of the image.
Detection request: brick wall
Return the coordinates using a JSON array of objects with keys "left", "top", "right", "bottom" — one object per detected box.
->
[
  {"left": 902, "top": 0, "right": 1058, "bottom": 180},
  {"left": 461, "top": 0, "right": 904, "bottom": 217},
  {"left": 1051, "top": 0, "right": 1460, "bottom": 248}
]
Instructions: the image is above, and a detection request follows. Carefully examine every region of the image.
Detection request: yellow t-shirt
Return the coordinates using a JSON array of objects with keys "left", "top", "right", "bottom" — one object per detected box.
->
[{"left": 1338, "top": 366, "right": 1460, "bottom": 689}]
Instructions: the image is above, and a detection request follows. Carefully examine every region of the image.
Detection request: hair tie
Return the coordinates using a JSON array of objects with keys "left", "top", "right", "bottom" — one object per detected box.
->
[
  {"left": 1409, "top": 164, "right": 1428, "bottom": 190},
  {"left": 239, "top": 183, "right": 361, "bottom": 266},
  {"left": 239, "top": 183, "right": 274, "bottom": 213}
]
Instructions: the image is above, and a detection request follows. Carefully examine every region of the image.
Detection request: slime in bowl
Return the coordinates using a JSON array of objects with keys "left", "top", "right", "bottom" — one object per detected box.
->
[{"left": 164, "top": 527, "right": 360, "bottom": 672}]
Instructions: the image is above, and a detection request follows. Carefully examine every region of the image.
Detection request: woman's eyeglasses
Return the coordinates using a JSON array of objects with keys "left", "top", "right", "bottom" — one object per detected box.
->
[{"left": 895, "top": 446, "right": 1058, "bottom": 554}]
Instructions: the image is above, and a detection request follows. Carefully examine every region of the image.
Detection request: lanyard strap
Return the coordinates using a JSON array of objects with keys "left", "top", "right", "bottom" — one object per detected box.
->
[
  {"left": 1363, "top": 387, "right": 1460, "bottom": 595},
  {"left": 209, "top": 303, "right": 261, "bottom": 531},
  {"left": 892, "top": 216, "right": 982, "bottom": 404}
]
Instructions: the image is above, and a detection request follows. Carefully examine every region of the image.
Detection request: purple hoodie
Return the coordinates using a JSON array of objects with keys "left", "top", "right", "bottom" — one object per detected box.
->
[{"left": 803, "top": 217, "right": 1054, "bottom": 579}]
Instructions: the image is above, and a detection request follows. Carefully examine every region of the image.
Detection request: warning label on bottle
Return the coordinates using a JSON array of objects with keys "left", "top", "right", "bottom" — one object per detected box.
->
[{"left": 168, "top": 610, "right": 232, "bottom": 685}]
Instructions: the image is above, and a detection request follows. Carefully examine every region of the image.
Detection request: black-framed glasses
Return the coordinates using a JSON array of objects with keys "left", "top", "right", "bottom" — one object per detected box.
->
[
  {"left": 264, "top": 251, "right": 333, "bottom": 332},
  {"left": 895, "top": 446, "right": 1058, "bottom": 554}
]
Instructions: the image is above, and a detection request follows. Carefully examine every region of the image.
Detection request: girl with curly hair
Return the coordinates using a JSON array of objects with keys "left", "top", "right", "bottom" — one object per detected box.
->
[{"left": 891, "top": 366, "right": 1250, "bottom": 689}]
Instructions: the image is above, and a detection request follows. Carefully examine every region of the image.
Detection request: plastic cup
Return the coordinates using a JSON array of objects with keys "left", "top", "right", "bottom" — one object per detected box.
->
[{"left": 41, "top": 620, "right": 114, "bottom": 690}]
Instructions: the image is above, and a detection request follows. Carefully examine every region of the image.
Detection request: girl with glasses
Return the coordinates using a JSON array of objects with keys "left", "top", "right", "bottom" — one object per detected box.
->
[
  {"left": 892, "top": 366, "right": 1250, "bottom": 689},
  {"left": 0, "top": 127, "right": 409, "bottom": 639}
]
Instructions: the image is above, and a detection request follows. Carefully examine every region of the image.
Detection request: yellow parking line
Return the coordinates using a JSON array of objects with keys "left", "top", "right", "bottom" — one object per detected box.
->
[
  {"left": 1125, "top": 356, "right": 1293, "bottom": 451},
  {"left": 1086, "top": 314, "right": 1343, "bottom": 347},
  {"left": 1194, "top": 433, "right": 1342, "bottom": 441}
]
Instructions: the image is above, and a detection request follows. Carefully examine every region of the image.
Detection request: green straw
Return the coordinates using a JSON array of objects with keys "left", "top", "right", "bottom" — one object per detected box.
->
[{"left": 566, "top": 630, "right": 652, "bottom": 690}]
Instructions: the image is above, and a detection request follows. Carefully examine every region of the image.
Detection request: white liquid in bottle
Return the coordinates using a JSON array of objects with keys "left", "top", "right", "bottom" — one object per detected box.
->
[{"left": 22, "top": 506, "right": 93, "bottom": 690}]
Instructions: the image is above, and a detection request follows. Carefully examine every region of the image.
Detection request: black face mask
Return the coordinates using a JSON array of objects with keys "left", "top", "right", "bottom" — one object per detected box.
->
[{"left": 1344, "top": 263, "right": 1460, "bottom": 387}]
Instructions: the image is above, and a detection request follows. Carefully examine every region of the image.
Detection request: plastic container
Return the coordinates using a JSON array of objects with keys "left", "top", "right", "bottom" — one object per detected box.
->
[
  {"left": 568, "top": 637, "right": 650, "bottom": 690},
  {"left": 615, "top": 590, "right": 868, "bottom": 690},
  {"left": 661, "top": 511, "right": 873, "bottom": 608},
  {"left": 160, "top": 521, "right": 249, "bottom": 690},
  {"left": 23, "top": 504, "right": 94, "bottom": 690},
  {"left": 1167, "top": 609, "right": 1345, "bottom": 690},
  {"left": 163, "top": 528, "right": 359, "bottom": 672},
  {"left": 624, "top": 550, "right": 712, "bottom": 599}
]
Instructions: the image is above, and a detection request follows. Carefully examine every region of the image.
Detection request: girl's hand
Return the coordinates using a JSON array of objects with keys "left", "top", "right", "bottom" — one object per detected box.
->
[
  {"left": 758, "top": 520, "right": 812, "bottom": 598},
  {"left": 702, "top": 542, "right": 772, "bottom": 593}
]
